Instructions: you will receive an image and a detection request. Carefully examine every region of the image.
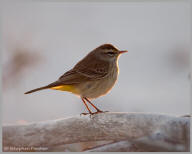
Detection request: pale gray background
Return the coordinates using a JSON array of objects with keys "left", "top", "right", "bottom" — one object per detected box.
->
[{"left": 2, "top": 1, "right": 191, "bottom": 124}]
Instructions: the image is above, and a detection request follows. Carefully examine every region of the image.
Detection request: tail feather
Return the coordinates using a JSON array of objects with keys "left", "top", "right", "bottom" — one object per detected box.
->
[
  {"left": 24, "top": 81, "right": 61, "bottom": 94},
  {"left": 24, "top": 86, "right": 49, "bottom": 94}
]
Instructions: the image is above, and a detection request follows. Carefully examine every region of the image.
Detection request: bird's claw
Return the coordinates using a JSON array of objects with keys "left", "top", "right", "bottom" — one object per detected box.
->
[
  {"left": 80, "top": 112, "right": 91, "bottom": 116},
  {"left": 94, "top": 110, "right": 109, "bottom": 114},
  {"left": 80, "top": 110, "right": 109, "bottom": 116}
]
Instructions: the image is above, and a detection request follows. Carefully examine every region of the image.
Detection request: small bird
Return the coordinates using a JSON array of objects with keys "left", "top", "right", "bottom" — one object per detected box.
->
[{"left": 25, "top": 44, "right": 128, "bottom": 115}]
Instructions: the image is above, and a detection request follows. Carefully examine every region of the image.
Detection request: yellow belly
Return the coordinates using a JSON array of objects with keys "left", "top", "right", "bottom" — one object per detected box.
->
[{"left": 51, "top": 85, "right": 80, "bottom": 95}]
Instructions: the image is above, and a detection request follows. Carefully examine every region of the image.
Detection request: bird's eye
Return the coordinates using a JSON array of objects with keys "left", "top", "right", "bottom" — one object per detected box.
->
[{"left": 107, "top": 52, "right": 115, "bottom": 56}]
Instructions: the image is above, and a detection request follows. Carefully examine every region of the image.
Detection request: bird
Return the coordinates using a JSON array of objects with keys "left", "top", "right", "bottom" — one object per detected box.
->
[{"left": 25, "top": 44, "right": 128, "bottom": 115}]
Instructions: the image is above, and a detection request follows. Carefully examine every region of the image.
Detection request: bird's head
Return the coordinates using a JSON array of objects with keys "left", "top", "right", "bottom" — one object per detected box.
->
[{"left": 92, "top": 44, "right": 128, "bottom": 62}]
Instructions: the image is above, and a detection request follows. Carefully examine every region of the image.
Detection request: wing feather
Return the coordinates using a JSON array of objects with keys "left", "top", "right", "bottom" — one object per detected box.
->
[
  {"left": 58, "top": 54, "right": 110, "bottom": 84},
  {"left": 73, "top": 53, "right": 109, "bottom": 79}
]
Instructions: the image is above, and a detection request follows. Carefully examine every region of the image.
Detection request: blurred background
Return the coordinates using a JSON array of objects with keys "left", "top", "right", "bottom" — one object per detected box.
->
[{"left": 2, "top": 1, "right": 191, "bottom": 125}]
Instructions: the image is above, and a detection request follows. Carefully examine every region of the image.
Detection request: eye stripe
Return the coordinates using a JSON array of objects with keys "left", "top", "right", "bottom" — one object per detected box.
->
[{"left": 107, "top": 52, "right": 115, "bottom": 55}]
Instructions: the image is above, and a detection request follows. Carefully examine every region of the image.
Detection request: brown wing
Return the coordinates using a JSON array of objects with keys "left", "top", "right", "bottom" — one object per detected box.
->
[
  {"left": 58, "top": 52, "right": 110, "bottom": 84},
  {"left": 58, "top": 69, "right": 91, "bottom": 84},
  {"left": 73, "top": 53, "right": 110, "bottom": 79}
]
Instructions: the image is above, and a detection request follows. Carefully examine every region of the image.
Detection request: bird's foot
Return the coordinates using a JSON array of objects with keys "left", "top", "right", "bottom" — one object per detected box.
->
[
  {"left": 80, "top": 110, "right": 109, "bottom": 116},
  {"left": 93, "top": 110, "right": 108, "bottom": 114},
  {"left": 80, "top": 112, "right": 91, "bottom": 116}
]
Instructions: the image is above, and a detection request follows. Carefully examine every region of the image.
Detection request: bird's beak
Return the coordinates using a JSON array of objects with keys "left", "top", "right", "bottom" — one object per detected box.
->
[{"left": 119, "top": 50, "right": 128, "bottom": 54}]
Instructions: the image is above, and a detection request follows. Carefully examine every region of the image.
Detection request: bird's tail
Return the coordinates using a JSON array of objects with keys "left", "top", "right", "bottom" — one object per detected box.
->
[
  {"left": 24, "top": 81, "right": 61, "bottom": 94},
  {"left": 24, "top": 86, "right": 49, "bottom": 94}
]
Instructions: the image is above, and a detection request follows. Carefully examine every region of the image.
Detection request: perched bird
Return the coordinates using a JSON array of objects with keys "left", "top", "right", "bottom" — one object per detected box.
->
[{"left": 25, "top": 44, "right": 128, "bottom": 115}]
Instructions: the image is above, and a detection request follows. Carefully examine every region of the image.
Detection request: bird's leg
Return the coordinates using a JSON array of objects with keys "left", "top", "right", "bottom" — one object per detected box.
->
[
  {"left": 80, "top": 97, "right": 93, "bottom": 115},
  {"left": 84, "top": 97, "right": 104, "bottom": 113}
]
